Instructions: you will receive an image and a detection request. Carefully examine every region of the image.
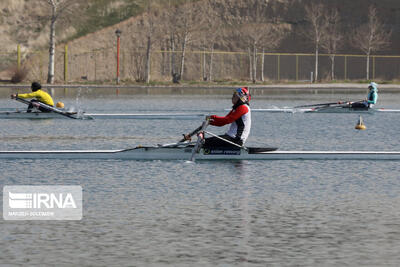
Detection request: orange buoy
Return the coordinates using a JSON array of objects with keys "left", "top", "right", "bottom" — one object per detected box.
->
[{"left": 355, "top": 115, "right": 366, "bottom": 130}]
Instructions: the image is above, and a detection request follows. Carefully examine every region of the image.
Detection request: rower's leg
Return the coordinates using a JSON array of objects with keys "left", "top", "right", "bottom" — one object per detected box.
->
[
  {"left": 203, "top": 135, "right": 242, "bottom": 148},
  {"left": 350, "top": 101, "right": 369, "bottom": 110},
  {"left": 38, "top": 105, "right": 51, "bottom": 113},
  {"left": 26, "top": 100, "right": 36, "bottom": 113}
]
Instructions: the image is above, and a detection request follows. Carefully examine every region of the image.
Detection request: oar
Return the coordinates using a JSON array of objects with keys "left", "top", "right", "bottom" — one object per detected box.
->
[
  {"left": 294, "top": 102, "right": 343, "bottom": 108},
  {"left": 158, "top": 121, "right": 209, "bottom": 148},
  {"left": 157, "top": 118, "right": 210, "bottom": 148},
  {"left": 15, "top": 97, "right": 78, "bottom": 119},
  {"left": 190, "top": 118, "right": 209, "bottom": 162},
  {"left": 312, "top": 102, "right": 355, "bottom": 111}
]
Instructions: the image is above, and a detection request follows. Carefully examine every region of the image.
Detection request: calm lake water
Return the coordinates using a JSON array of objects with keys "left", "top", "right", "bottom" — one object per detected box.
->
[{"left": 1, "top": 92, "right": 400, "bottom": 266}]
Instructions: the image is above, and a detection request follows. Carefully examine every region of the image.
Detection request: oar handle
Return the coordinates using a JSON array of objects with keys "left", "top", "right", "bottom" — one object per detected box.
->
[
  {"left": 180, "top": 117, "right": 211, "bottom": 142},
  {"left": 180, "top": 125, "right": 203, "bottom": 142}
]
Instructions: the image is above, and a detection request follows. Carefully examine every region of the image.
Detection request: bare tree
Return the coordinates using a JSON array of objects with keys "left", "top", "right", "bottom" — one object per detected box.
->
[
  {"left": 243, "top": 23, "right": 288, "bottom": 83},
  {"left": 161, "top": 2, "right": 180, "bottom": 82},
  {"left": 161, "top": 0, "right": 206, "bottom": 82},
  {"left": 352, "top": 6, "right": 392, "bottom": 80},
  {"left": 45, "top": 0, "right": 77, "bottom": 84},
  {"left": 304, "top": 3, "right": 326, "bottom": 82},
  {"left": 320, "top": 8, "right": 343, "bottom": 80},
  {"left": 140, "top": 0, "right": 162, "bottom": 83},
  {"left": 259, "top": 25, "right": 289, "bottom": 82},
  {"left": 175, "top": 1, "right": 205, "bottom": 81},
  {"left": 240, "top": 0, "right": 267, "bottom": 83},
  {"left": 129, "top": 47, "right": 146, "bottom": 82},
  {"left": 199, "top": 0, "right": 225, "bottom": 82},
  {"left": 229, "top": 0, "right": 289, "bottom": 83}
]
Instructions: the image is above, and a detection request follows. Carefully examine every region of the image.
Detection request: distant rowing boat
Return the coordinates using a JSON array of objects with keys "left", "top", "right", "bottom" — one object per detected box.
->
[
  {"left": 7, "top": 97, "right": 206, "bottom": 120},
  {"left": 0, "top": 110, "right": 91, "bottom": 119},
  {"left": 0, "top": 145, "right": 400, "bottom": 160},
  {"left": 252, "top": 107, "right": 400, "bottom": 114},
  {"left": 250, "top": 100, "right": 400, "bottom": 114},
  {"left": 0, "top": 111, "right": 206, "bottom": 120}
]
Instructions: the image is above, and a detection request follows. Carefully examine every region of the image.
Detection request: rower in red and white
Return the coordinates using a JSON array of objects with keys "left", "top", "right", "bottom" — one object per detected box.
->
[{"left": 204, "top": 87, "right": 252, "bottom": 148}]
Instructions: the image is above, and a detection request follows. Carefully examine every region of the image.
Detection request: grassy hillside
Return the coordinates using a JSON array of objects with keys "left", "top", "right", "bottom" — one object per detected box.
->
[
  {"left": 68, "top": 0, "right": 143, "bottom": 41},
  {"left": 0, "top": 0, "right": 195, "bottom": 52}
]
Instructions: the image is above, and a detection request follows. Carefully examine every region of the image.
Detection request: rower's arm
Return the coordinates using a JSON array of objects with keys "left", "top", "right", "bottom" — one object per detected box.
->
[
  {"left": 17, "top": 92, "right": 39, "bottom": 99},
  {"left": 210, "top": 105, "right": 249, "bottom": 126}
]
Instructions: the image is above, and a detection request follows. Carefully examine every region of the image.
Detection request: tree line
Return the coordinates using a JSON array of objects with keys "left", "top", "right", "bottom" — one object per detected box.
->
[{"left": 40, "top": 0, "right": 392, "bottom": 84}]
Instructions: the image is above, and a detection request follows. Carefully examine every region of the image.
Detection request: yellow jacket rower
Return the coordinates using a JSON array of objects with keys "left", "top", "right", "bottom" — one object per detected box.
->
[{"left": 11, "top": 82, "right": 54, "bottom": 112}]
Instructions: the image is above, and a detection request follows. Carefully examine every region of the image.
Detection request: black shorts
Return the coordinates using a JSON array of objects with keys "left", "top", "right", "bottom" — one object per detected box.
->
[
  {"left": 350, "top": 102, "right": 369, "bottom": 109},
  {"left": 203, "top": 134, "right": 243, "bottom": 148},
  {"left": 28, "top": 100, "right": 52, "bottom": 113}
]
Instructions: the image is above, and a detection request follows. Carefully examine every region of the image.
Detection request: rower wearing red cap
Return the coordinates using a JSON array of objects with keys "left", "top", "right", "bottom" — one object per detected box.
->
[{"left": 185, "top": 87, "right": 251, "bottom": 148}]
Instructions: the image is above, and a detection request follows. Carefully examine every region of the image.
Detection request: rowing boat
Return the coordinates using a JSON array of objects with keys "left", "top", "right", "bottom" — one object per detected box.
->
[
  {"left": 252, "top": 107, "right": 400, "bottom": 114},
  {"left": 8, "top": 97, "right": 206, "bottom": 120},
  {"left": 2, "top": 116, "right": 399, "bottom": 160},
  {"left": 0, "top": 110, "right": 92, "bottom": 119},
  {"left": 0, "top": 111, "right": 205, "bottom": 120},
  {"left": 1, "top": 145, "right": 400, "bottom": 160},
  {"left": 251, "top": 100, "right": 400, "bottom": 113}
]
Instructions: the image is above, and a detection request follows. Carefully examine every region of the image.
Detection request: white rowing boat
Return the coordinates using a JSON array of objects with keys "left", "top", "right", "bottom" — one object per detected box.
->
[
  {"left": 252, "top": 107, "right": 400, "bottom": 114},
  {"left": 250, "top": 100, "right": 400, "bottom": 114},
  {"left": 0, "top": 111, "right": 91, "bottom": 119},
  {"left": 1, "top": 145, "right": 400, "bottom": 160},
  {"left": 2, "top": 116, "right": 399, "bottom": 160},
  {"left": 8, "top": 97, "right": 206, "bottom": 120},
  {"left": 0, "top": 111, "right": 205, "bottom": 120}
]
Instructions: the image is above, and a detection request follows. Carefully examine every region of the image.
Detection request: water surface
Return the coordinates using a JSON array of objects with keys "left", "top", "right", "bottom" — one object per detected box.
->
[{"left": 1, "top": 93, "right": 399, "bottom": 266}]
